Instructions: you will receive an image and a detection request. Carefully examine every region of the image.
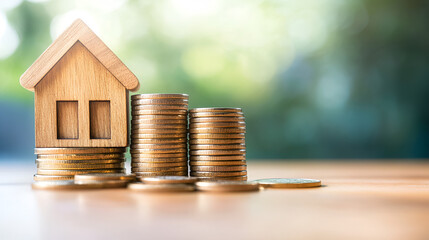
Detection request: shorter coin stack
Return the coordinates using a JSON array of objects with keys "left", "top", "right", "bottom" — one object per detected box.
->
[
  {"left": 33, "top": 148, "right": 126, "bottom": 181},
  {"left": 189, "top": 108, "right": 247, "bottom": 181},
  {"left": 130, "top": 94, "right": 189, "bottom": 177}
]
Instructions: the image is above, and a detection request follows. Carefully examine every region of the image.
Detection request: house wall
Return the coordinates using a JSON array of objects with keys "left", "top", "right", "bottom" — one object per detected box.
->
[{"left": 34, "top": 41, "right": 128, "bottom": 148}]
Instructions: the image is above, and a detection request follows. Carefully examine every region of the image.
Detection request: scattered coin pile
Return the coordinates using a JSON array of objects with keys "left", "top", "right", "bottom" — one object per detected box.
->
[
  {"left": 33, "top": 148, "right": 126, "bottom": 181},
  {"left": 189, "top": 108, "right": 247, "bottom": 181},
  {"left": 130, "top": 94, "right": 189, "bottom": 177}
]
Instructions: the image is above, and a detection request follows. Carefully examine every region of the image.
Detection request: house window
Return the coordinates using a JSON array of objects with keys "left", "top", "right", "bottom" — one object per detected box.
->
[
  {"left": 57, "top": 101, "right": 79, "bottom": 139},
  {"left": 89, "top": 101, "right": 111, "bottom": 139}
]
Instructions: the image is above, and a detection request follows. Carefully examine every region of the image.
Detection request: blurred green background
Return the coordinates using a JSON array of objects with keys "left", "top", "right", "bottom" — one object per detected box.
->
[{"left": 0, "top": 0, "right": 428, "bottom": 161}]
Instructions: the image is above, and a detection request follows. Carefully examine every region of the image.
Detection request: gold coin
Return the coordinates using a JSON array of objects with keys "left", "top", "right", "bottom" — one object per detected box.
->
[
  {"left": 139, "top": 176, "right": 198, "bottom": 184},
  {"left": 132, "top": 157, "right": 187, "bottom": 163},
  {"left": 33, "top": 174, "right": 74, "bottom": 181},
  {"left": 189, "top": 112, "right": 243, "bottom": 118},
  {"left": 131, "top": 166, "right": 187, "bottom": 172},
  {"left": 132, "top": 119, "right": 187, "bottom": 124},
  {"left": 131, "top": 138, "right": 187, "bottom": 144},
  {"left": 190, "top": 133, "right": 245, "bottom": 139},
  {"left": 130, "top": 148, "right": 186, "bottom": 154},
  {"left": 190, "top": 171, "right": 247, "bottom": 177},
  {"left": 197, "top": 176, "right": 248, "bottom": 181},
  {"left": 190, "top": 149, "right": 246, "bottom": 156},
  {"left": 189, "top": 139, "right": 245, "bottom": 145},
  {"left": 189, "top": 108, "right": 242, "bottom": 113},
  {"left": 32, "top": 180, "right": 128, "bottom": 190},
  {"left": 74, "top": 173, "right": 136, "bottom": 182},
  {"left": 131, "top": 152, "right": 187, "bottom": 158},
  {"left": 253, "top": 178, "right": 322, "bottom": 188},
  {"left": 37, "top": 163, "right": 124, "bottom": 170},
  {"left": 190, "top": 165, "right": 247, "bottom": 172},
  {"left": 36, "top": 159, "right": 124, "bottom": 164},
  {"left": 37, "top": 153, "right": 124, "bottom": 160},
  {"left": 37, "top": 169, "right": 125, "bottom": 176},
  {"left": 131, "top": 128, "right": 187, "bottom": 134},
  {"left": 131, "top": 98, "right": 188, "bottom": 105},
  {"left": 128, "top": 182, "right": 195, "bottom": 192},
  {"left": 131, "top": 162, "right": 188, "bottom": 168},
  {"left": 131, "top": 133, "right": 187, "bottom": 139},
  {"left": 190, "top": 160, "right": 246, "bottom": 166},
  {"left": 189, "top": 122, "right": 246, "bottom": 128},
  {"left": 190, "top": 144, "right": 246, "bottom": 150},
  {"left": 195, "top": 181, "right": 259, "bottom": 192},
  {"left": 132, "top": 115, "right": 187, "bottom": 120},
  {"left": 190, "top": 117, "right": 245, "bottom": 123},
  {"left": 131, "top": 123, "right": 187, "bottom": 129},
  {"left": 190, "top": 155, "right": 246, "bottom": 161},
  {"left": 131, "top": 143, "right": 187, "bottom": 149},
  {"left": 132, "top": 105, "right": 188, "bottom": 110},
  {"left": 132, "top": 109, "right": 187, "bottom": 115},
  {"left": 35, "top": 148, "right": 126, "bottom": 154},
  {"left": 189, "top": 127, "right": 245, "bottom": 134},
  {"left": 133, "top": 171, "right": 188, "bottom": 177},
  {"left": 131, "top": 94, "right": 189, "bottom": 100}
]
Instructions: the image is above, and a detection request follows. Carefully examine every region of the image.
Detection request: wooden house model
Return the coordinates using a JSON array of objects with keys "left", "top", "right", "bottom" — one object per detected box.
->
[{"left": 19, "top": 19, "right": 139, "bottom": 148}]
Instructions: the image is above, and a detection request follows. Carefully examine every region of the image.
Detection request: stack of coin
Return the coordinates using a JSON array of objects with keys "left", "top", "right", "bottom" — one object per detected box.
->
[
  {"left": 34, "top": 148, "right": 126, "bottom": 181},
  {"left": 130, "top": 94, "right": 189, "bottom": 177},
  {"left": 189, "top": 108, "right": 247, "bottom": 181}
]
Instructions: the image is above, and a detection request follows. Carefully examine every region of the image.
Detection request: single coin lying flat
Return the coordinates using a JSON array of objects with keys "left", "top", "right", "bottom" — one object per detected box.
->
[
  {"left": 74, "top": 173, "right": 136, "bottom": 183},
  {"left": 253, "top": 178, "right": 321, "bottom": 188},
  {"left": 196, "top": 181, "right": 259, "bottom": 192},
  {"left": 32, "top": 180, "right": 128, "bottom": 190},
  {"left": 128, "top": 182, "right": 195, "bottom": 192},
  {"left": 139, "top": 176, "right": 199, "bottom": 184}
]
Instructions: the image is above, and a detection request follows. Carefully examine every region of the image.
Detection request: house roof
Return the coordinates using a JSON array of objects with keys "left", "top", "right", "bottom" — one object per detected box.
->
[{"left": 20, "top": 19, "right": 140, "bottom": 92}]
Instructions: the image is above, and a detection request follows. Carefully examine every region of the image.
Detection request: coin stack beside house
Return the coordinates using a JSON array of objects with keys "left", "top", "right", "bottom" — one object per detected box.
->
[
  {"left": 189, "top": 108, "right": 247, "bottom": 181},
  {"left": 33, "top": 148, "right": 126, "bottom": 181},
  {"left": 130, "top": 94, "right": 189, "bottom": 177}
]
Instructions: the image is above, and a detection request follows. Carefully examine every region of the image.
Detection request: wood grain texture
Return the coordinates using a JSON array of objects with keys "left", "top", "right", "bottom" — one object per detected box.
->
[
  {"left": 0, "top": 161, "right": 428, "bottom": 240},
  {"left": 89, "top": 101, "right": 111, "bottom": 139},
  {"left": 35, "top": 42, "right": 127, "bottom": 147},
  {"left": 56, "top": 101, "right": 78, "bottom": 139},
  {"left": 20, "top": 19, "right": 140, "bottom": 92}
]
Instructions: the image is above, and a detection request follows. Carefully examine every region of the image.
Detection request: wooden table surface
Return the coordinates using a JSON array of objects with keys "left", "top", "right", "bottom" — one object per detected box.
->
[{"left": 1, "top": 161, "right": 428, "bottom": 240}]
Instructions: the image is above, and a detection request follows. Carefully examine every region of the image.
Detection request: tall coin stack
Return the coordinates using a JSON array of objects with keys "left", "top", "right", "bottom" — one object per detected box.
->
[
  {"left": 33, "top": 148, "right": 126, "bottom": 181},
  {"left": 130, "top": 94, "right": 189, "bottom": 177},
  {"left": 189, "top": 108, "right": 247, "bottom": 181}
]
